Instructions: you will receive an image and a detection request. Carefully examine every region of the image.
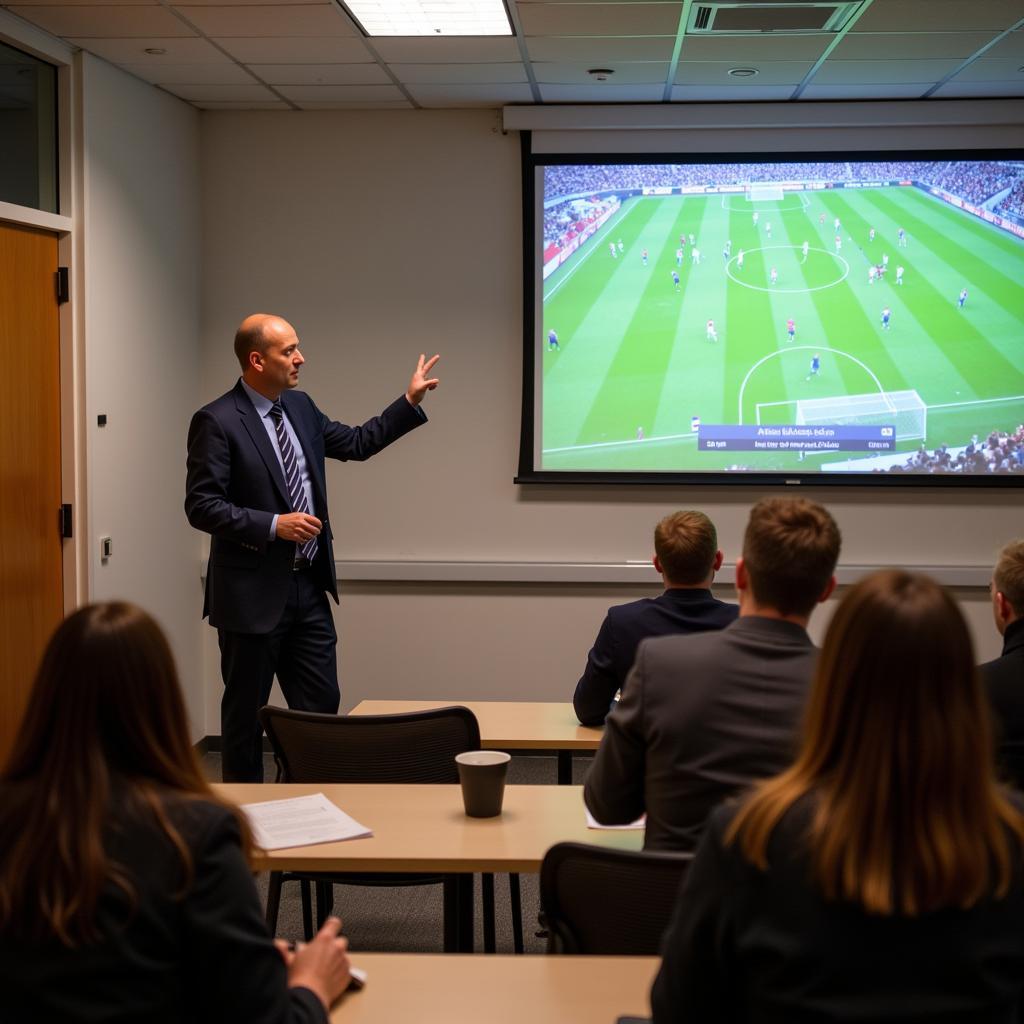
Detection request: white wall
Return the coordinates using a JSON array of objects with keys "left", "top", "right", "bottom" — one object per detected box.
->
[
  {"left": 198, "top": 107, "right": 1022, "bottom": 730},
  {"left": 80, "top": 53, "right": 205, "bottom": 735}
]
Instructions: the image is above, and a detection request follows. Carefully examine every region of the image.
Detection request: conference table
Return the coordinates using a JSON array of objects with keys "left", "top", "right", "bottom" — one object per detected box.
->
[
  {"left": 329, "top": 952, "right": 658, "bottom": 1024},
  {"left": 349, "top": 700, "right": 604, "bottom": 784},
  {"left": 217, "top": 782, "right": 643, "bottom": 953}
]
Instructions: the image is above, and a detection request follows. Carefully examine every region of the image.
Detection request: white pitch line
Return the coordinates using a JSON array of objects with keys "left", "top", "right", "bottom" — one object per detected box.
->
[
  {"left": 543, "top": 203, "right": 635, "bottom": 302},
  {"left": 737, "top": 345, "right": 888, "bottom": 425},
  {"left": 543, "top": 431, "right": 698, "bottom": 455},
  {"left": 929, "top": 395, "right": 1024, "bottom": 410}
]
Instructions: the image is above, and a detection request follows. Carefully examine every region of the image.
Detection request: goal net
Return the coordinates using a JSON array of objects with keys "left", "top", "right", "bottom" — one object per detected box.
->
[
  {"left": 794, "top": 389, "right": 927, "bottom": 442},
  {"left": 746, "top": 183, "right": 784, "bottom": 202}
]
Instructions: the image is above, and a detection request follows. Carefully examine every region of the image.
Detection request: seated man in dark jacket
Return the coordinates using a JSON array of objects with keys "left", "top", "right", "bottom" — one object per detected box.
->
[
  {"left": 585, "top": 497, "right": 840, "bottom": 852},
  {"left": 980, "top": 539, "right": 1024, "bottom": 790},
  {"left": 573, "top": 511, "right": 737, "bottom": 726}
]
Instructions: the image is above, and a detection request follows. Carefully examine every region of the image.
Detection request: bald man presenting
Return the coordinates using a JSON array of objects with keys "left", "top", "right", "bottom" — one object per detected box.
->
[{"left": 186, "top": 314, "right": 439, "bottom": 781}]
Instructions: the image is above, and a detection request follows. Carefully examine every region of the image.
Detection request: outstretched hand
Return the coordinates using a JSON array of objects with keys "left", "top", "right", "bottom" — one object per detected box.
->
[{"left": 406, "top": 353, "right": 440, "bottom": 406}]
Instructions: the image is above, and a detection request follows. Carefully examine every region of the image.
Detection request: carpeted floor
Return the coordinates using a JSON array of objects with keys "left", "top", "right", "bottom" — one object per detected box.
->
[{"left": 201, "top": 751, "right": 592, "bottom": 955}]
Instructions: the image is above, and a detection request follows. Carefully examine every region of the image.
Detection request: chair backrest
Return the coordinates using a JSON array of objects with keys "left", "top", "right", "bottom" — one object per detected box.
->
[
  {"left": 258, "top": 705, "right": 481, "bottom": 784},
  {"left": 540, "top": 841, "right": 693, "bottom": 955}
]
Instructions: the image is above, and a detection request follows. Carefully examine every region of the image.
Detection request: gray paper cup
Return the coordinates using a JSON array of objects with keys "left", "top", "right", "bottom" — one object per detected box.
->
[{"left": 455, "top": 751, "right": 511, "bottom": 818}]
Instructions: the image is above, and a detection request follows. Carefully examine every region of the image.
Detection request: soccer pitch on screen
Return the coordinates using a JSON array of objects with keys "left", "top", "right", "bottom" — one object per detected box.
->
[{"left": 539, "top": 172, "right": 1024, "bottom": 476}]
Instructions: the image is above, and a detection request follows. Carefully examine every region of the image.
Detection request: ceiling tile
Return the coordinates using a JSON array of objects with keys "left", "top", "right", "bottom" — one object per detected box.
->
[
  {"left": 834, "top": 31, "right": 1003, "bottom": 60},
  {"left": 675, "top": 60, "right": 813, "bottom": 85},
  {"left": 982, "top": 29, "right": 1024, "bottom": 61},
  {"left": 932, "top": 79, "right": 1024, "bottom": 97},
  {"left": 950, "top": 58, "right": 1024, "bottom": 82},
  {"left": 66, "top": 36, "right": 229, "bottom": 62},
  {"left": 176, "top": 4, "right": 357, "bottom": 37},
  {"left": 293, "top": 99, "right": 413, "bottom": 107},
  {"left": 248, "top": 62, "right": 390, "bottom": 84},
  {"left": 518, "top": 3, "right": 680, "bottom": 36},
  {"left": 525, "top": 36, "right": 674, "bottom": 60},
  {"left": 679, "top": 34, "right": 830, "bottom": 61},
  {"left": 370, "top": 37, "right": 521, "bottom": 62},
  {"left": 855, "top": 0, "right": 1021, "bottom": 33},
  {"left": 195, "top": 100, "right": 291, "bottom": 108},
  {"left": 670, "top": 83, "right": 797, "bottom": 101},
  {"left": 406, "top": 82, "right": 534, "bottom": 105},
  {"left": 7, "top": 5, "right": 193, "bottom": 36},
  {"left": 813, "top": 57, "right": 965, "bottom": 84},
  {"left": 117, "top": 61, "right": 256, "bottom": 83},
  {"left": 532, "top": 60, "right": 669, "bottom": 84},
  {"left": 799, "top": 82, "right": 932, "bottom": 99},
  {"left": 392, "top": 62, "right": 527, "bottom": 83},
  {"left": 539, "top": 82, "right": 663, "bottom": 101},
  {"left": 162, "top": 81, "right": 280, "bottom": 100},
  {"left": 214, "top": 35, "right": 372, "bottom": 61},
  {"left": 273, "top": 82, "right": 404, "bottom": 100}
]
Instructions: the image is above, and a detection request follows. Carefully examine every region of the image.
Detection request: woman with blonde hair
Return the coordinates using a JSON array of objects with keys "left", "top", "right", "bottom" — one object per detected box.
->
[
  {"left": 652, "top": 569, "right": 1024, "bottom": 1021},
  {"left": 0, "top": 602, "right": 351, "bottom": 1023}
]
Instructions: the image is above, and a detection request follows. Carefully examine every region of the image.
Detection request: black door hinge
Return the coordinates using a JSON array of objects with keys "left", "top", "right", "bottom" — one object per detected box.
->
[
  {"left": 59, "top": 503, "right": 73, "bottom": 539},
  {"left": 55, "top": 267, "right": 69, "bottom": 304}
]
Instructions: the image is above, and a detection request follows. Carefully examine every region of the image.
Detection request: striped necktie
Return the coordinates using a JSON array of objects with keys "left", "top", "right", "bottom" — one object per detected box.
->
[{"left": 269, "top": 402, "right": 318, "bottom": 563}]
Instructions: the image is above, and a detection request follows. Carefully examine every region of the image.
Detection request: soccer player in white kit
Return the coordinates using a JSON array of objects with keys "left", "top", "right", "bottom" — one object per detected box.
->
[
  {"left": 706, "top": 319, "right": 718, "bottom": 343},
  {"left": 896, "top": 265, "right": 904, "bottom": 286},
  {"left": 801, "top": 240, "right": 809, "bottom": 262}
]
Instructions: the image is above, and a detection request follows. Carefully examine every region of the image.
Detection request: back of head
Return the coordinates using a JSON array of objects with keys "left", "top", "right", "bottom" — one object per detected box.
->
[
  {"left": 654, "top": 510, "right": 718, "bottom": 585},
  {"left": 993, "top": 539, "right": 1024, "bottom": 619},
  {"left": 741, "top": 497, "right": 840, "bottom": 616},
  {"left": 730, "top": 569, "right": 1024, "bottom": 916},
  {"left": 0, "top": 602, "right": 214, "bottom": 946}
]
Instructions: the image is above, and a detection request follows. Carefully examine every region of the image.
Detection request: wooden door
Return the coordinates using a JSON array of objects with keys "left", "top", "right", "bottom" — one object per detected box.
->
[{"left": 0, "top": 221, "right": 63, "bottom": 765}]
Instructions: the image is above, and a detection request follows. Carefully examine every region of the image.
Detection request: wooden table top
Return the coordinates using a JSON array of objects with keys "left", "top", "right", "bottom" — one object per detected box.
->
[
  {"left": 349, "top": 699, "right": 604, "bottom": 750},
  {"left": 215, "top": 783, "right": 642, "bottom": 872},
  {"left": 331, "top": 953, "right": 657, "bottom": 1024}
]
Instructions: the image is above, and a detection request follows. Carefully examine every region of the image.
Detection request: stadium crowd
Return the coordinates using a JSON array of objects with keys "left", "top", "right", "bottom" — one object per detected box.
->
[{"left": 886, "top": 425, "right": 1024, "bottom": 474}]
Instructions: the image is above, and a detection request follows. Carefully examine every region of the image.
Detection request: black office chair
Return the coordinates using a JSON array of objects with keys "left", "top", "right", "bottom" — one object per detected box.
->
[
  {"left": 257, "top": 704, "right": 523, "bottom": 953},
  {"left": 540, "top": 841, "right": 693, "bottom": 955}
]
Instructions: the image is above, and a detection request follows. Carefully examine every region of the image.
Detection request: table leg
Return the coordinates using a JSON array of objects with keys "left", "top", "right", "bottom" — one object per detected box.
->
[
  {"left": 443, "top": 874, "right": 475, "bottom": 953},
  {"left": 557, "top": 750, "right": 573, "bottom": 785},
  {"left": 482, "top": 873, "right": 496, "bottom": 953}
]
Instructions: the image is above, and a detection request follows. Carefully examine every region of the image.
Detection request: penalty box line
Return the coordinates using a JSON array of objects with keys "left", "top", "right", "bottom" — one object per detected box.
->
[{"left": 543, "top": 430, "right": 699, "bottom": 455}]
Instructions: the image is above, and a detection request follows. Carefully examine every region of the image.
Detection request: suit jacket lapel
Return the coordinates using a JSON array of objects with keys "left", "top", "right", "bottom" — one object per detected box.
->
[{"left": 232, "top": 381, "right": 291, "bottom": 508}]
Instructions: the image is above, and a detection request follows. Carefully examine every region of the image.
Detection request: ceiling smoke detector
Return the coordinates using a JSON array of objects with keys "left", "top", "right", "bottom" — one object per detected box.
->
[
  {"left": 587, "top": 68, "right": 615, "bottom": 81},
  {"left": 143, "top": 48, "right": 167, "bottom": 55},
  {"left": 728, "top": 67, "right": 759, "bottom": 77}
]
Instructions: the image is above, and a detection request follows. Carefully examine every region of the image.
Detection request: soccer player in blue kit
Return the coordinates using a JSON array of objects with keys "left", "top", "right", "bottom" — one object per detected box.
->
[
  {"left": 548, "top": 328, "right": 560, "bottom": 351},
  {"left": 806, "top": 353, "right": 821, "bottom": 381},
  {"left": 958, "top": 287, "right": 968, "bottom": 308},
  {"left": 881, "top": 306, "right": 892, "bottom": 330},
  {"left": 671, "top": 269, "right": 680, "bottom": 292}
]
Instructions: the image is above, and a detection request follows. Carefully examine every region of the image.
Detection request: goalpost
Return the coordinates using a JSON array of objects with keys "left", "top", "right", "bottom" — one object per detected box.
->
[
  {"left": 794, "top": 390, "right": 927, "bottom": 442},
  {"left": 745, "top": 183, "right": 785, "bottom": 202}
]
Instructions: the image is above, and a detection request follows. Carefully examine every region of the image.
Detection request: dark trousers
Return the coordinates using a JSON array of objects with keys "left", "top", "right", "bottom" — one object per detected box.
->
[{"left": 218, "top": 568, "right": 340, "bottom": 782}]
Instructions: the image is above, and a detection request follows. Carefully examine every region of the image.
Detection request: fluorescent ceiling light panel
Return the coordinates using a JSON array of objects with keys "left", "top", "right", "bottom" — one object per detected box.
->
[{"left": 342, "top": 0, "right": 513, "bottom": 36}]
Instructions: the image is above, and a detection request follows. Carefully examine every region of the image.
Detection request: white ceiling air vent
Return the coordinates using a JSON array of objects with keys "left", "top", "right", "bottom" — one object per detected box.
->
[{"left": 688, "top": 1, "right": 862, "bottom": 34}]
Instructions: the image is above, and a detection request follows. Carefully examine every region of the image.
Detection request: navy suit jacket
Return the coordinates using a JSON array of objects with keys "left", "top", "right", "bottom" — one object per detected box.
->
[
  {"left": 185, "top": 380, "right": 423, "bottom": 633},
  {"left": 981, "top": 617, "right": 1024, "bottom": 792},
  {"left": 573, "top": 588, "right": 738, "bottom": 726}
]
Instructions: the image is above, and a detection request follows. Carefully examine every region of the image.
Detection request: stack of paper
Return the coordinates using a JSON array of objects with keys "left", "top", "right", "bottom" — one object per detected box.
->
[{"left": 241, "top": 792, "right": 373, "bottom": 850}]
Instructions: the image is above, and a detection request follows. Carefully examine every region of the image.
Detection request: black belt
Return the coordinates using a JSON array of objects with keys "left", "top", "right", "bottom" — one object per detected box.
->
[{"left": 292, "top": 558, "right": 313, "bottom": 572}]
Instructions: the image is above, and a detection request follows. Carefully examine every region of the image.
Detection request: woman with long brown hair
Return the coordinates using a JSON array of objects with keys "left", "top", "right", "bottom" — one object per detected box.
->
[
  {"left": 0, "top": 602, "right": 350, "bottom": 1023},
  {"left": 652, "top": 569, "right": 1024, "bottom": 1021}
]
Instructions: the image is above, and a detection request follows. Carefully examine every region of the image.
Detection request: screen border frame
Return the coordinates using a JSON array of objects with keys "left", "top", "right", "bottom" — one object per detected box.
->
[{"left": 517, "top": 136, "right": 1024, "bottom": 489}]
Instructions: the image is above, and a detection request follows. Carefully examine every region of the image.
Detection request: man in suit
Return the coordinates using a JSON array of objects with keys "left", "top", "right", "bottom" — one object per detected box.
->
[
  {"left": 573, "top": 511, "right": 737, "bottom": 726},
  {"left": 584, "top": 497, "right": 840, "bottom": 851},
  {"left": 185, "top": 313, "right": 439, "bottom": 782},
  {"left": 981, "top": 539, "right": 1024, "bottom": 791}
]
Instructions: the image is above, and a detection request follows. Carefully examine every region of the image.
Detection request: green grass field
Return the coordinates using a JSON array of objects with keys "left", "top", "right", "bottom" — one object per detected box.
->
[{"left": 540, "top": 187, "right": 1024, "bottom": 473}]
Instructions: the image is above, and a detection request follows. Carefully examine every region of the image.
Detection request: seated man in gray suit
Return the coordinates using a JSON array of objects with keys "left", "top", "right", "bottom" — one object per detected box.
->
[
  {"left": 980, "top": 539, "right": 1024, "bottom": 791},
  {"left": 573, "top": 511, "right": 738, "bottom": 726},
  {"left": 585, "top": 496, "right": 841, "bottom": 852}
]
